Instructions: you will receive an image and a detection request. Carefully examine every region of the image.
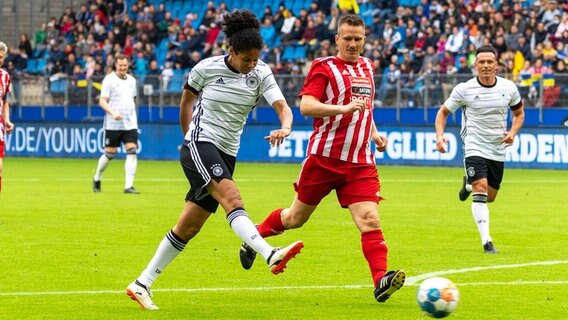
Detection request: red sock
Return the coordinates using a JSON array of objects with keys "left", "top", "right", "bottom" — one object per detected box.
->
[
  {"left": 256, "top": 208, "right": 286, "bottom": 238},
  {"left": 361, "top": 229, "right": 388, "bottom": 287}
]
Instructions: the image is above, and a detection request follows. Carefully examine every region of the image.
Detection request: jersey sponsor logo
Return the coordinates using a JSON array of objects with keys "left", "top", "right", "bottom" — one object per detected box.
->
[
  {"left": 211, "top": 163, "right": 223, "bottom": 176},
  {"left": 352, "top": 86, "right": 371, "bottom": 95},
  {"left": 474, "top": 95, "right": 480, "bottom": 101},
  {"left": 342, "top": 70, "right": 350, "bottom": 75},
  {"left": 215, "top": 78, "right": 225, "bottom": 84},
  {"left": 350, "top": 76, "right": 372, "bottom": 106},
  {"left": 350, "top": 77, "right": 371, "bottom": 86},
  {"left": 245, "top": 75, "right": 260, "bottom": 89}
]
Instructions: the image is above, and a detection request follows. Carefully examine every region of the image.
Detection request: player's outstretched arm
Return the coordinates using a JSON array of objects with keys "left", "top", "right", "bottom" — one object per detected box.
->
[
  {"left": 264, "top": 99, "right": 292, "bottom": 147},
  {"left": 502, "top": 103, "right": 525, "bottom": 145},
  {"left": 179, "top": 89, "right": 197, "bottom": 136},
  {"left": 435, "top": 105, "right": 451, "bottom": 153},
  {"left": 299, "top": 95, "right": 366, "bottom": 117}
]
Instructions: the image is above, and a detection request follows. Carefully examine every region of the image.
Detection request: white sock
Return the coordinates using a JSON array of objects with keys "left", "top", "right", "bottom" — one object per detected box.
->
[
  {"left": 125, "top": 154, "right": 137, "bottom": 189},
  {"left": 227, "top": 208, "right": 273, "bottom": 260},
  {"left": 138, "top": 230, "right": 186, "bottom": 288},
  {"left": 94, "top": 154, "right": 111, "bottom": 181},
  {"left": 471, "top": 193, "right": 492, "bottom": 245}
]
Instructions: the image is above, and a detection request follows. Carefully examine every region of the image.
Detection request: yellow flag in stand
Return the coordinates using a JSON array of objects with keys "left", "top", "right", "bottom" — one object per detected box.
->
[{"left": 77, "top": 80, "right": 102, "bottom": 91}]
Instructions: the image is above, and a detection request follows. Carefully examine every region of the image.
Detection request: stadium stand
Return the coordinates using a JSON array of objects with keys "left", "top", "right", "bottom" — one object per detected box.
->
[{"left": 2, "top": 0, "right": 568, "bottom": 119}]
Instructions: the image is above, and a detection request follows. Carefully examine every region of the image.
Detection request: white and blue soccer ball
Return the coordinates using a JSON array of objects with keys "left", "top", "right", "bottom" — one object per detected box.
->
[{"left": 416, "top": 277, "right": 460, "bottom": 318}]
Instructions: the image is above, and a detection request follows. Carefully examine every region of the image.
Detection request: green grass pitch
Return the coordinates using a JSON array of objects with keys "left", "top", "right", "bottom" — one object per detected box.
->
[{"left": 1, "top": 158, "right": 567, "bottom": 319}]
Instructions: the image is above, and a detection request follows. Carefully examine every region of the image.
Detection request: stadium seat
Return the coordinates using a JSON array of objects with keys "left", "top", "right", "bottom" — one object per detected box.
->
[
  {"left": 35, "top": 58, "right": 47, "bottom": 75},
  {"left": 294, "top": 45, "right": 307, "bottom": 62},
  {"left": 282, "top": 45, "right": 296, "bottom": 62},
  {"left": 49, "top": 79, "right": 66, "bottom": 94},
  {"left": 26, "top": 59, "right": 38, "bottom": 74}
]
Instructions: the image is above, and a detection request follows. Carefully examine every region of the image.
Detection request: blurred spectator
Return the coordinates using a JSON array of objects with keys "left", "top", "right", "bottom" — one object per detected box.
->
[
  {"left": 420, "top": 46, "right": 440, "bottom": 75},
  {"left": 18, "top": 34, "right": 33, "bottom": 59},
  {"left": 326, "top": 7, "right": 340, "bottom": 40},
  {"left": 261, "top": 17, "right": 279, "bottom": 49},
  {"left": 76, "top": 4, "right": 89, "bottom": 25},
  {"left": 187, "top": 51, "right": 201, "bottom": 70},
  {"left": 161, "top": 61, "right": 174, "bottom": 91},
  {"left": 456, "top": 56, "right": 472, "bottom": 75},
  {"left": 144, "top": 59, "right": 161, "bottom": 92},
  {"left": 282, "top": 19, "right": 305, "bottom": 46},
  {"left": 554, "top": 12, "right": 568, "bottom": 38},
  {"left": 542, "top": 0, "right": 562, "bottom": 25},
  {"left": 110, "top": 0, "right": 127, "bottom": 18},
  {"left": 552, "top": 59, "right": 568, "bottom": 106},
  {"left": 337, "top": 0, "right": 359, "bottom": 15},
  {"left": 172, "top": 47, "right": 189, "bottom": 70},
  {"left": 377, "top": 61, "right": 400, "bottom": 104},
  {"left": 280, "top": 9, "right": 297, "bottom": 40},
  {"left": 318, "top": 0, "right": 333, "bottom": 16}
]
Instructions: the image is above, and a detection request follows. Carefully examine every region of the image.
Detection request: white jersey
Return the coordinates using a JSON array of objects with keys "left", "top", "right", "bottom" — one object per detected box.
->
[
  {"left": 100, "top": 72, "right": 138, "bottom": 130},
  {"left": 184, "top": 55, "right": 285, "bottom": 156},
  {"left": 444, "top": 76, "right": 522, "bottom": 161}
]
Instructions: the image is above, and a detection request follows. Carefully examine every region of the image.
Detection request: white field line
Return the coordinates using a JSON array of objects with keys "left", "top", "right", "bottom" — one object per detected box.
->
[
  {"left": 0, "top": 261, "right": 567, "bottom": 297},
  {"left": 404, "top": 260, "right": 568, "bottom": 285},
  {"left": 1, "top": 281, "right": 568, "bottom": 297}
]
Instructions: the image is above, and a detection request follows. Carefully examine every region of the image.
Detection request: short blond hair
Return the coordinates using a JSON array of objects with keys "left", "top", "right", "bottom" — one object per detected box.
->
[{"left": 0, "top": 41, "right": 7, "bottom": 54}]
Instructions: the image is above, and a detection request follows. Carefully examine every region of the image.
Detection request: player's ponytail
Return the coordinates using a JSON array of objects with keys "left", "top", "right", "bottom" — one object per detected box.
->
[{"left": 223, "top": 9, "right": 262, "bottom": 53}]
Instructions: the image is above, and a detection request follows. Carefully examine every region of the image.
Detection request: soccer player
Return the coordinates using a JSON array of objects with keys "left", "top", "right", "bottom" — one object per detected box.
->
[
  {"left": 126, "top": 10, "right": 303, "bottom": 310},
  {"left": 239, "top": 14, "right": 406, "bottom": 303},
  {"left": 0, "top": 41, "right": 14, "bottom": 193},
  {"left": 92, "top": 53, "right": 140, "bottom": 194},
  {"left": 435, "top": 45, "right": 525, "bottom": 254}
]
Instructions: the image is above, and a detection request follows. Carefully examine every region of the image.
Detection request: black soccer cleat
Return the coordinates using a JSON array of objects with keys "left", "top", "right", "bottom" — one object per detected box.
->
[
  {"left": 483, "top": 241, "right": 497, "bottom": 254},
  {"left": 93, "top": 179, "right": 101, "bottom": 193},
  {"left": 239, "top": 242, "right": 257, "bottom": 270},
  {"left": 124, "top": 187, "right": 140, "bottom": 194},
  {"left": 374, "top": 270, "right": 406, "bottom": 303},
  {"left": 459, "top": 176, "right": 471, "bottom": 201}
]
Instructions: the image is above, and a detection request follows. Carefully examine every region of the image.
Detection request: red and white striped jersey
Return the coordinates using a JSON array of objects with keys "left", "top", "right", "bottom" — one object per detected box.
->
[
  {"left": 0, "top": 68, "right": 10, "bottom": 116},
  {"left": 299, "top": 56, "right": 376, "bottom": 164}
]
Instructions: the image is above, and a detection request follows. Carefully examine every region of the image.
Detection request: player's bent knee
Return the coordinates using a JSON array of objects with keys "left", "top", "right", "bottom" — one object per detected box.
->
[
  {"left": 287, "top": 213, "right": 309, "bottom": 229},
  {"left": 104, "top": 152, "right": 116, "bottom": 160},
  {"left": 174, "top": 225, "right": 202, "bottom": 241}
]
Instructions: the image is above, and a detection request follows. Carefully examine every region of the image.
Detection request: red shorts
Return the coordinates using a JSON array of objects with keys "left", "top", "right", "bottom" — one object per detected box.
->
[{"left": 294, "top": 154, "right": 382, "bottom": 207}]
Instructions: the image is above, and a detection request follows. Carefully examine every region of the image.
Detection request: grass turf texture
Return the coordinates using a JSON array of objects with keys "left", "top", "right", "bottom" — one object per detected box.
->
[{"left": 1, "top": 158, "right": 567, "bottom": 319}]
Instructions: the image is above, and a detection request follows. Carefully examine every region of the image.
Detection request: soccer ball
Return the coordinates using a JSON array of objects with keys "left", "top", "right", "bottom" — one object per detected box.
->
[{"left": 416, "top": 277, "right": 460, "bottom": 318}]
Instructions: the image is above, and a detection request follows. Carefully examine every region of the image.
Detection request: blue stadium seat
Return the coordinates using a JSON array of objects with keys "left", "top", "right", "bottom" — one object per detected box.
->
[
  {"left": 50, "top": 79, "right": 66, "bottom": 94},
  {"left": 294, "top": 45, "right": 307, "bottom": 62},
  {"left": 282, "top": 45, "right": 296, "bottom": 62},
  {"left": 36, "top": 58, "right": 47, "bottom": 75},
  {"left": 26, "top": 59, "right": 38, "bottom": 74},
  {"left": 166, "top": 74, "right": 186, "bottom": 93}
]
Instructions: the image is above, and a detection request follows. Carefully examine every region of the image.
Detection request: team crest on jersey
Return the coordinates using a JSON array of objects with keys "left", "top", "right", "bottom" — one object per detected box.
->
[
  {"left": 211, "top": 163, "right": 224, "bottom": 176},
  {"left": 498, "top": 89, "right": 508, "bottom": 99},
  {"left": 245, "top": 74, "right": 260, "bottom": 89},
  {"left": 467, "top": 167, "right": 475, "bottom": 177}
]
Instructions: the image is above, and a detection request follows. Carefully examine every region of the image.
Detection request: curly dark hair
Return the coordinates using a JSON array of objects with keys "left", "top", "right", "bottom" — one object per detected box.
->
[{"left": 223, "top": 9, "right": 262, "bottom": 53}]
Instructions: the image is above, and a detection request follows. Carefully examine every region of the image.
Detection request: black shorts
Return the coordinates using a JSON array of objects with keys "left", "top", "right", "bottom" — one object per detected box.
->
[
  {"left": 104, "top": 129, "right": 139, "bottom": 148},
  {"left": 180, "top": 141, "right": 236, "bottom": 213},
  {"left": 464, "top": 156, "right": 504, "bottom": 190}
]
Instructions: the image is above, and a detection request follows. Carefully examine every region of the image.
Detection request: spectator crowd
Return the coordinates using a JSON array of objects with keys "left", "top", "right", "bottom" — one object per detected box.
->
[{"left": 3, "top": 0, "right": 568, "bottom": 107}]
